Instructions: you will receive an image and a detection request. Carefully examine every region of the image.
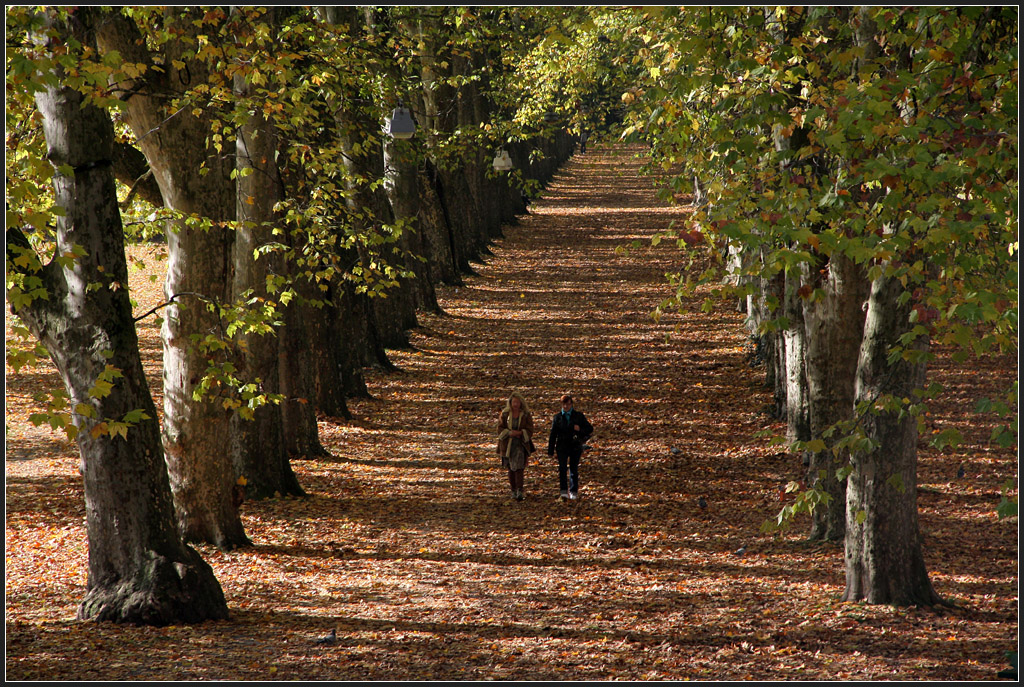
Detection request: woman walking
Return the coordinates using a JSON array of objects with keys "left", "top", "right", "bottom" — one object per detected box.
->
[{"left": 497, "top": 392, "right": 536, "bottom": 501}]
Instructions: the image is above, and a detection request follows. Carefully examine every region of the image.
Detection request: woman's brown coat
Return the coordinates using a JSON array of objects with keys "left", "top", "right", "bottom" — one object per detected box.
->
[{"left": 497, "top": 410, "right": 536, "bottom": 461}]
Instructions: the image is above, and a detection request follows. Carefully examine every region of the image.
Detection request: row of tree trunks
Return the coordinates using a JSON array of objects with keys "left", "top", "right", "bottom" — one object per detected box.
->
[
  {"left": 742, "top": 191, "right": 939, "bottom": 602},
  {"left": 14, "top": 8, "right": 229, "bottom": 623},
  {"left": 407, "top": 8, "right": 571, "bottom": 296},
  {"left": 22, "top": 6, "right": 577, "bottom": 625},
  {"left": 736, "top": 6, "right": 939, "bottom": 605}
]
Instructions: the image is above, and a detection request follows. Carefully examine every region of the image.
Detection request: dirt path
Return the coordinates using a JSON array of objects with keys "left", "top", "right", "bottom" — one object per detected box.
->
[
  {"left": 348, "top": 143, "right": 761, "bottom": 514},
  {"left": 5, "top": 144, "right": 1017, "bottom": 681},
  {"left": 294, "top": 143, "right": 795, "bottom": 680}
]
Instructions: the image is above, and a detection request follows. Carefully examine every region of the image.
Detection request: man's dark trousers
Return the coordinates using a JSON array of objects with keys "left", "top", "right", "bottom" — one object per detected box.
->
[{"left": 557, "top": 450, "right": 581, "bottom": 495}]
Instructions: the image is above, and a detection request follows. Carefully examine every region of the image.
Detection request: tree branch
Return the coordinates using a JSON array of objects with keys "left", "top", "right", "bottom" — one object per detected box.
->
[{"left": 132, "top": 291, "right": 217, "bottom": 323}]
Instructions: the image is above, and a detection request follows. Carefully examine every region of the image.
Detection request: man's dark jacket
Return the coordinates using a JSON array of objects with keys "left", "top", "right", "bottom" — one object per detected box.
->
[{"left": 547, "top": 409, "right": 593, "bottom": 456}]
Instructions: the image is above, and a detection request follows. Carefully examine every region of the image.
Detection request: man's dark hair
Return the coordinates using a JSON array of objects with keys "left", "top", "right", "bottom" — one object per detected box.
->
[{"left": 561, "top": 394, "right": 573, "bottom": 405}]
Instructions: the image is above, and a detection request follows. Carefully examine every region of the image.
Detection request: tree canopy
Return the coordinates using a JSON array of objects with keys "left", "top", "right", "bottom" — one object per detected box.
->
[{"left": 617, "top": 6, "right": 1017, "bottom": 519}]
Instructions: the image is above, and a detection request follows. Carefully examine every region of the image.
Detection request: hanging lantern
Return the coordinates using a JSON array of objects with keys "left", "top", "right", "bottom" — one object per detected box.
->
[
  {"left": 387, "top": 106, "right": 416, "bottom": 139},
  {"left": 492, "top": 149, "right": 513, "bottom": 172}
]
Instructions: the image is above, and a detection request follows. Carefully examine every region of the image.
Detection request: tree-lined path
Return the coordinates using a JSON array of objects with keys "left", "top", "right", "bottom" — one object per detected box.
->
[{"left": 5, "top": 145, "right": 1017, "bottom": 680}]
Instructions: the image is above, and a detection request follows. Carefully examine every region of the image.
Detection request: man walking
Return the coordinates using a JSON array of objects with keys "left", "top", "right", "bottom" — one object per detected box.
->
[{"left": 547, "top": 394, "right": 593, "bottom": 501}]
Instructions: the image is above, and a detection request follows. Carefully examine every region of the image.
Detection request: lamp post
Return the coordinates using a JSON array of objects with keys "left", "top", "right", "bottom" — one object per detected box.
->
[
  {"left": 386, "top": 106, "right": 416, "bottom": 140},
  {"left": 492, "top": 149, "right": 513, "bottom": 172}
]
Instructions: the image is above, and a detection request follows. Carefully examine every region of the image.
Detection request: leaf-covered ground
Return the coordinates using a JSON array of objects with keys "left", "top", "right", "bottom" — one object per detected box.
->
[{"left": 5, "top": 144, "right": 1018, "bottom": 680}]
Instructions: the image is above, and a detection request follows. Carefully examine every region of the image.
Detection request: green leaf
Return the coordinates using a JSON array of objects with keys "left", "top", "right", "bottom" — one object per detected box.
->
[
  {"left": 886, "top": 473, "right": 906, "bottom": 494},
  {"left": 89, "top": 380, "right": 114, "bottom": 399},
  {"left": 996, "top": 495, "right": 1017, "bottom": 519},
  {"left": 930, "top": 428, "right": 963, "bottom": 450},
  {"left": 122, "top": 409, "right": 152, "bottom": 424},
  {"left": 74, "top": 403, "right": 97, "bottom": 419},
  {"left": 805, "top": 439, "right": 827, "bottom": 453}
]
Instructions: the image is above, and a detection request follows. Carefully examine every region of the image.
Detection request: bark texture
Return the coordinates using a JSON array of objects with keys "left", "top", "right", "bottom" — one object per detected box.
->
[
  {"left": 111, "top": 140, "right": 164, "bottom": 209},
  {"left": 782, "top": 266, "right": 809, "bottom": 447},
  {"left": 384, "top": 134, "right": 439, "bottom": 315},
  {"left": 803, "top": 254, "right": 868, "bottom": 542},
  {"left": 95, "top": 8, "right": 247, "bottom": 547},
  {"left": 843, "top": 272, "right": 941, "bottom": 606}
]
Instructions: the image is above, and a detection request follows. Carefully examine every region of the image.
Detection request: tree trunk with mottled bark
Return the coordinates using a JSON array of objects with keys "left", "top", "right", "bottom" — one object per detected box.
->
[
  {"left": 384, "top": 132, "right": 439, "bottom": 314},
  {"left": 95, "top": 8, "right": 247, "bottom": 548},
  {"left": 231, "top": 20, "right": 305, "bottom": 500},
  {"left": 783, "top": 266, "right": 810, "bottom": 448},
  {"left": 11, "top": 14, "right": 227, "bottom": 622},
  {"left": 802, "top": 254, "right": 868, "bottom": 542},
  {"left": 843, "top": 272, "right": 941, "bottom": 606}
]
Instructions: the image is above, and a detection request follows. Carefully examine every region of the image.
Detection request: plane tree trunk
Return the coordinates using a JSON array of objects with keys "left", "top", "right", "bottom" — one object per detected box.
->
[
  {"left": 843, "top": 271, "right": 941, "bottom": 606},
  {"left": 230, "top": 13, "right": 305, "bottom": 500},
  {"left": 803, "top": 254, "right": 868, "bottom": 542},
  {"left": 10, "top": 11, "right": 228, "bottom": 622},
  {"left": 95, "top": 8, "right": 249, "bottom": 547}
]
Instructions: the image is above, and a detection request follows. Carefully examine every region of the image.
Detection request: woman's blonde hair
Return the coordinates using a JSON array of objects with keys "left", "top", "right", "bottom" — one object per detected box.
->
[{"left": 504, "top": 391, "right": 531, "bottom": 415}]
